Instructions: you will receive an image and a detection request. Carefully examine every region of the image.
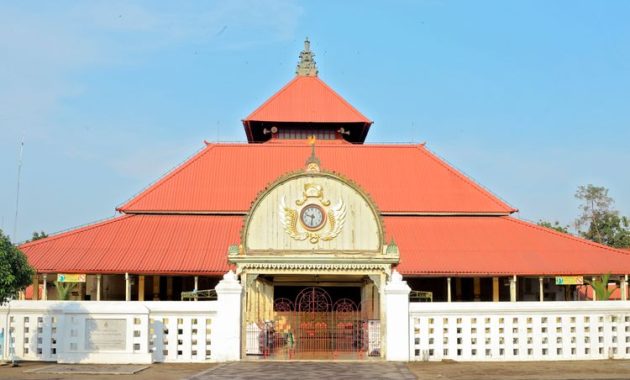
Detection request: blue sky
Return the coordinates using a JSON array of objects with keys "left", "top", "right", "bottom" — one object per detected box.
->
[{"left": 1, "top": 1, "right": 629, "bottom": 242}]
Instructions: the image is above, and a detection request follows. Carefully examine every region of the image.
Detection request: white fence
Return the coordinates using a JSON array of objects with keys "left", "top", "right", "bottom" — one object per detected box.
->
[
  {"left": 0, "top": 301, "right": 218, "bottom": 363},
  {"left": 410, "top": 301, "right": 630, "bottom": 361},
  {"left": 0, "top": 271, "right": 243, "bottom": 364}
]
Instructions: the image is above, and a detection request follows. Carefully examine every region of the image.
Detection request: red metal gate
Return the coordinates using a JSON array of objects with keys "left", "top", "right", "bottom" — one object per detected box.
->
[{"left": 246, "top": 287, "right": 381, "bottom": 359}]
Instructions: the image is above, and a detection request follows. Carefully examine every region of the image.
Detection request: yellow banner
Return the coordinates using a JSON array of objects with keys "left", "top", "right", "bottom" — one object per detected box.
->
[
  {"left": 57, "top": 274, "right": 86, "bottom": 283},
  {"left": 555, "top": 276, "right": 583, "bottom": 285}
]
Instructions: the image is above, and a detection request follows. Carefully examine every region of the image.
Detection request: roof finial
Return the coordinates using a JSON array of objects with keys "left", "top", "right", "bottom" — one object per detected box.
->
[
  {"left": 305, "top": 135, "right": 320, "bottom": 172},
  {"left": 296, "top": 37, "right": 318, "bottom": 77}
]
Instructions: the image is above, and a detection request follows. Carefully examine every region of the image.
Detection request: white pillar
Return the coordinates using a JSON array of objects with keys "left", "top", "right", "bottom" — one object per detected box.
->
[
  {"left": 592, "top": 276, "right": 597, "bottom": 301},
  {"left": 384, "top": 270, "right": 411, "bottom": 361},
  {"left": 41, "top": 274, "right": 48, "bottom": 301},
  {"left": 539, "top": 277, "right": 544, "bottom": 302},
  {"left": 125, "top": 273, "right": 131, "bottom": 301},
  {"left": 96, "top": 274, "right": 102, "bottom": 301},
  {"left": 447, "top": 277, "right": 452, "bottom": 303},
  {"left": 212, "top": 271, "right": 243, "bottom": 361},
  {"left": 194, "top": 276, "right": 199, "bottom": 301},
  {"left": 623, "top": 275, "right": 628, "bottom": 301},
  {"left": 510, "top": 275, "right": 517, "bottom": 302}
]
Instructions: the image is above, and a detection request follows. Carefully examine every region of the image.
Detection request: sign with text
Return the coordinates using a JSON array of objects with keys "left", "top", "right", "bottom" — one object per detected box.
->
[
  {"left": 85, "top": 319, "right": 127, "bottom": 351},
  {"left": 57, "top": 274, "right": 86, "bottom": 283},
  {"left": 555, "top": 276, "right": 583, "bottom": 285}
]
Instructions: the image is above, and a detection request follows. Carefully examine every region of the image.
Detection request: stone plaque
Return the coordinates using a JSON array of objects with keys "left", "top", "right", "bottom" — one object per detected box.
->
[{"left": 85, "top": 318, "right": 127, "bottom": 351}]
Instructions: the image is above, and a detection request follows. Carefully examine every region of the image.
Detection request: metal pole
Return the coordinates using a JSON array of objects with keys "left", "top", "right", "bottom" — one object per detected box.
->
[{"left": 12, "top": 139, "right": 24, "bottom": 242}]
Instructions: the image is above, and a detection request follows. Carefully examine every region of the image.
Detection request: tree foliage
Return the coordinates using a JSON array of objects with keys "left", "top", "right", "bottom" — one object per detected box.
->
[
  {"left": 537, "top": 220, "right": 570, "bottom": 234},
  {"left": 54, "top": 282, "right": 77, "bottom": 300},
  {"left": 575, "top": 185, "right": 630, "bottom": 248},
  {"left": 28, "top": 231, "right": 48, "bottom": 242},
  {"left": 0, "top": 229, "right": 35, "bottom": 305},
  {"left": 585, "top": 274, "right": 617, "bottom": 301}
]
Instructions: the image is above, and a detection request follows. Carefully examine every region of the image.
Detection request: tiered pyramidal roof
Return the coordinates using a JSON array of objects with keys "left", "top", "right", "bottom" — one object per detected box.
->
[{"left": 20, "top": 39, "right": 630, "bottom": 276}]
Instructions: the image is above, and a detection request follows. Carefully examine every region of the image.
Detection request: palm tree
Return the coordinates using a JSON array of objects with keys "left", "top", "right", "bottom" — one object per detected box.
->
[
  {"left": 585, "top": 274, "right": 617, "bottom": 300},
  {"left": 54, "top": 281, "right": 77, "bottom": 300}
]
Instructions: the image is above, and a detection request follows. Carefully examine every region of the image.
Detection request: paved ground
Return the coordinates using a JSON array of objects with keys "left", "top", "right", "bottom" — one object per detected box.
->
[
  {"left": 408, "top": 360, "right": 630, "bottom": 380},
  {"left": 187, "top": 361, "right": 415, "bottom": 380},
  {"left": 0, "top": 362, "right": 212, "bottom": 380},
  {"left": 4, "top": 360, "right": 630, "bottom": 380}
]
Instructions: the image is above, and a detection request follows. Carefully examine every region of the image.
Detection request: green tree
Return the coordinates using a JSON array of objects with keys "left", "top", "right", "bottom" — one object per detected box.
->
[
  {"left": 575, "top": 185, "right": 630, "bottom": 248},
  {"left": 0, "top": 229, "right": 35, "bottom": 305},
  {"left": 54, "top": 282, "right": 77, "bottom": 300},
  {"left": 585, "top": 274, "right": 617, "bottom": 301},
  {"left": 28, "top": 231, "right": 48, "bottom": 242},
  {"left": 537, "top": 220, "right": 570, "bottom": 234}
]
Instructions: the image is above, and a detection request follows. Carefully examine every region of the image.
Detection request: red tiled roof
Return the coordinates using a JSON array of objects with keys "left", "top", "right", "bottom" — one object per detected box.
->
[
  {"left": 21, "top": 214, "right": 630, "bottom": 276},
  {"left": 118, "top": 142, "right": 516, "bottom": 214},
  {"left": 20, "top": 214, "right": 241, "bottom": 275},
  {"left": 244, "top": 76, "right": 371, "bottom": 123},
  {"left": 390, "top": 216, "right": 630, "bottom": 276}
]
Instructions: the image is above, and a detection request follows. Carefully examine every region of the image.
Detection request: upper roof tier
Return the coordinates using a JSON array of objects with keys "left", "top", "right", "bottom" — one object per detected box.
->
[
  {"left": 117, "top": 142, "right": 517, "bottom": 214},
  {"left": 243, "top": 39, "right": 372, "bottom": 143}
]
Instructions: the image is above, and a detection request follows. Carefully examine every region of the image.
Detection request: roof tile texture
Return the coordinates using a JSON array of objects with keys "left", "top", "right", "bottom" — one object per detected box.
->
[
  {"left": 118, "top": 142, "right": 515, "bottom": 214},
  {"left": 244, "top": 76, "right": 371, "bottom": 123}
]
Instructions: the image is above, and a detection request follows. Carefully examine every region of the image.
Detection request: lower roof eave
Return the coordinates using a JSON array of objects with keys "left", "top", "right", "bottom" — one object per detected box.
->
[
  {"left": 32, "top": 269, "right": 228, "bottom": 276},
  {"left": 399, "top": 271, "right": 630, "bottom": 277}
]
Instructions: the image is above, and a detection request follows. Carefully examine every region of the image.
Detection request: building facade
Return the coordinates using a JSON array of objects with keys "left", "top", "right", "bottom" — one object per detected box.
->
[{"left": 18, "top": 40, "right": 630, "bottom": 360}]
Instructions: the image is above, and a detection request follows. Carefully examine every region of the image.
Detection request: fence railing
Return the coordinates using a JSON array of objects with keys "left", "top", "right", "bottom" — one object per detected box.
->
[{"left": 410, "top": 301, "right": 630, "bottom": 361}]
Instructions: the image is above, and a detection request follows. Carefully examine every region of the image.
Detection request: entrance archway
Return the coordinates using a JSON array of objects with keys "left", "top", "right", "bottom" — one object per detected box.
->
[{"left": 246, "top": 286, "right": 381, "bottom": 360}]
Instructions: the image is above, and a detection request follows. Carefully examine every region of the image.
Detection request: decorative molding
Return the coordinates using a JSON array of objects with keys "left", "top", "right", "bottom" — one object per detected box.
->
[{"left": 239, "top": 262, "right": 391, "bottom": 272}]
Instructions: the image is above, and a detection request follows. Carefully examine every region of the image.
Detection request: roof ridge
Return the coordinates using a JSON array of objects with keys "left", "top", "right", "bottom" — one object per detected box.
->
[
  {"left": 505, "top": 216, "right": 630, "bottom": 256},
  {"left": 19, "top": 214, "right": 133, "bottom": 249},
  {"left": 418, "top": 145, "right": 517, "bottom": 213},
  {"left": 117, "top": 144, "right": 214, "bottom": 212},
  {"left": 206, "top": 142, "right": 425, "bottom": 148}
]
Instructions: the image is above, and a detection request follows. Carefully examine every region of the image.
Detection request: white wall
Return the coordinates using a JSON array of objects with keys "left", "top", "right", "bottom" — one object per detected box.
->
[
  {"left": 0, "top": 271, "right": 242, "bottom": 364},
  {"left": 410, "top": 301, "right": 630, "bottom": 361}
]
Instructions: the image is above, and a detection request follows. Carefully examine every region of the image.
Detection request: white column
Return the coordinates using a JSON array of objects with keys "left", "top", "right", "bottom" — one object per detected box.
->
[
  {"left": 592, "top": 276, "right": 597, "bottom": 301},
  {"left": 125, "top": 273, "right": 131, "bottom": 301},
  {"left": 96, "top": 274, "right": 102, "bottom": 301},
  {"left": 623, "top": 275, "right": 628, "bottom": 301},
  {"left": 212, "top": 270, "right": 243, "bottom": 361},
  {"left": 194, "top": 276, "right": 199, "bottom": 301},
  {"left": 447, "top": 277, "right": 452, "bottom": 303},
  {"left": 42, "top": 274, "right": 48, "bottom": 300},
  {"left": 384, "top": 270, "right": 411, "bottom": 361},
  {"left": 510, "top": 275, "right": 517, "bottom": 302},
  {"left": 539, "top": 277, "right": 544, "bottom": 302}
]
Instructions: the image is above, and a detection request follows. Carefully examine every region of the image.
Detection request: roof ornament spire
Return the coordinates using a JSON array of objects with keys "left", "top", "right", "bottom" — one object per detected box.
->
[
  {"left": 305, "top": 135, "right": 320, "bottom": 172},
  {"left": 296, "top": 37, "right": 318, "bottom": 77}
]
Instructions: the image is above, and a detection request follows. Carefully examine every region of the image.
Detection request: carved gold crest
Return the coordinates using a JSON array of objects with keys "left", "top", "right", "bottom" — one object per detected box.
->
[{"left": 279, "top": 183, "right": 346, "bottom": 244}]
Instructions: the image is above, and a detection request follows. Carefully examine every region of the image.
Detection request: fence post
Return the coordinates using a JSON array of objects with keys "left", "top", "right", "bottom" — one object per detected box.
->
[
  {"left": 384, "top": 270, "right": 411, "bottom": 361},
  {"left": 212, "top": 270, "right": 243, "bottom": 361}
]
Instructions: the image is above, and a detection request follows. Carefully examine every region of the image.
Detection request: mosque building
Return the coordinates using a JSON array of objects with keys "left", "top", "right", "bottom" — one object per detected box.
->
[{"left": 19, "top": 39, "right": 630, "bottom": 358}]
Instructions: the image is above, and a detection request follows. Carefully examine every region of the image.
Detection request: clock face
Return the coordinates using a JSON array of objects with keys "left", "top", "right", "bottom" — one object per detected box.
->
[{"left": 300, "top": 204, "right": 326, "bottom": 230}]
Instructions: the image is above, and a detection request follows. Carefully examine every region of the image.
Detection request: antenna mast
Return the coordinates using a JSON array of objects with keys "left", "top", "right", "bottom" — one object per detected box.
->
[{"left": 13, "top": 138, "right": 24, "bottom": 242}]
